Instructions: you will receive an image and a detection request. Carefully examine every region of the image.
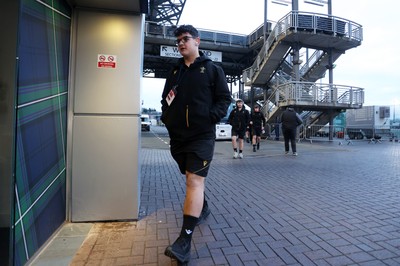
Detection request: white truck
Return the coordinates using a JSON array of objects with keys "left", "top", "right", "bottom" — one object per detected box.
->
[
  {"left": 141, "top": 114, "right": 151, "bottom": 131},
  {"left": 346, "top": 106, "right": 391, "bottom": 139}
]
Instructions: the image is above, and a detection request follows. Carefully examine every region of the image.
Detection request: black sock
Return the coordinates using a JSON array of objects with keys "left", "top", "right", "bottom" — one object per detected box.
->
[
  {"left": 239, "top": 150, "right": 243, "bottom": 153},
  {"left": 180, "top": 215, "right": 198, "bottom": 239},
  {"left": 234, "top": 148, "right": 237, "bottom": 152}
]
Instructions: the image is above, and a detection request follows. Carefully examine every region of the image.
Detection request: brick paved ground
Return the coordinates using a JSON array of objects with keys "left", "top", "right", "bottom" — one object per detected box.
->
[{"left": 71, "top": 126, "right": 400, "bottom": 266}]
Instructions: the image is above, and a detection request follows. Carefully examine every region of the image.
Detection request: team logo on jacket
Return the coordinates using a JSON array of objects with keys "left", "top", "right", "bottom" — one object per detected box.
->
[
  {"left": 200, "top": 66, "right": 206, "bottom": 73},
  {"left": 203, "top": 160, "right": 208, "bottom": 167}
]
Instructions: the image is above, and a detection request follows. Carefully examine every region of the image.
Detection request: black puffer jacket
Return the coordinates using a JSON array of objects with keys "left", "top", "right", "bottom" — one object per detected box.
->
[
  {"left": 280, "top": 107, "right": 303, "bottom": 130},
  {"left": 161, "top": 53, "right": 231, "bottom": 141}
]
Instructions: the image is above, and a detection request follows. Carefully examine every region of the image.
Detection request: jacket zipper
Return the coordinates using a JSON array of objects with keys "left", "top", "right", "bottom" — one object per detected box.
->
[{"left": 186, "top": 105, "right": 189, "bottom": 127}]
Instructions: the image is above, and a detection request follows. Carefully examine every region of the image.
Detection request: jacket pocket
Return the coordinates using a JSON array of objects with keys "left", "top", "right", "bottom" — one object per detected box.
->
[{"left": 187, "top": 104, "right": 211, "bottom": 130}]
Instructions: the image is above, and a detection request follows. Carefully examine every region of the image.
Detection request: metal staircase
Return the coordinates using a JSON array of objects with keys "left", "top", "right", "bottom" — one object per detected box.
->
[{"left": 242, "top": 11, "right": 364, "bottom": 128}]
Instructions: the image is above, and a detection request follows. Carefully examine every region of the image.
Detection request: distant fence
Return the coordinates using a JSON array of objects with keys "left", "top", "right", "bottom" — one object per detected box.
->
[{"left": 297, "top": 124, "right": 398, "bottom": 144}]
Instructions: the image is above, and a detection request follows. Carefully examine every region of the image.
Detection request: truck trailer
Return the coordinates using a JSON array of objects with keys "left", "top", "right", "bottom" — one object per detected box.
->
[{"left": 346, "top": 106, "right": 391, "bottom": 139}]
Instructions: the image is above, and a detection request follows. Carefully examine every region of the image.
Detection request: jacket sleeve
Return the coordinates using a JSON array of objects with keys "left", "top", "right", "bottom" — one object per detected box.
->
[
  {"left": 209, "top": 64, "right": 231, "bottom": 123},
  {"left": 245, "top": 110, "right": 250, "bottom": 125},
  {"left": 249, "top": 113, "right": 253, "bottom": 126}
]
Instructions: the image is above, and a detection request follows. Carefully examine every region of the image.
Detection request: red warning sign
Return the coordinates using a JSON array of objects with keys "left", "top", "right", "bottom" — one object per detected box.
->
[{"left": 97, "top": 54, "right": 117, "bottom": 69}]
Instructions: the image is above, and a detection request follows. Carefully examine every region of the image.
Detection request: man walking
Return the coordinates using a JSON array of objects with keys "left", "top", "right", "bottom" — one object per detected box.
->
[
  {"left": 228, "top": 99, "right": 249, "bottom": 158},
  {"left": 249, "top": 104, "right": 266, "bottom": 152},
  {"left": 160, "top": 24, "right": 231, "bottom": 264},
  {"left": 280, "top": 106, "right": 303, "bottom": 156}
]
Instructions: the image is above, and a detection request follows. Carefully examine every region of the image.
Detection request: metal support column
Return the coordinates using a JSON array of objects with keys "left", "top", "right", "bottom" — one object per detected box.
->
[{"left": 328, "top": 48, "right": 334, "bottom": 140}]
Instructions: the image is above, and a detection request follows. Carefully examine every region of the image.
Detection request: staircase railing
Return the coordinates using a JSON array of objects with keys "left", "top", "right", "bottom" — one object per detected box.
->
[
  {"left": 299, "top": 50, "right": 326, "bottom": 76},
  {"left": 243, "top": 11, "right": 363, "bottom": 86},
  {"left": 264, "top": 82, "right": 363, "bottom": 121},
  {"left": 276, "top": 82, "right": 364, "bottom": 106},
  {"left": 144, "top": 21, "right": 248, "bottom": 46}
]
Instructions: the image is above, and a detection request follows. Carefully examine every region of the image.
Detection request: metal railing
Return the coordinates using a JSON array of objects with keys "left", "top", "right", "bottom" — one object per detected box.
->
[
  {"left": 145, "top": 21, "right": 252, "bottom": 47},
  {"left": 300, "top": 124, "right": 346, "bottom": 142},
  {"left": 299, "top": 50, "right": 326, "bottom": 76},
  {"left": 242, "top": 11, "right": 363, "bottom": 85},
  {"left": 271, "top": 81, "right": 364, "bottom": 107},
  {"left": 299, "top": 124, "right": 397, "bottom": 144},
  {"left": 145, "top": 20, "right": 275, "bottom": 47}
]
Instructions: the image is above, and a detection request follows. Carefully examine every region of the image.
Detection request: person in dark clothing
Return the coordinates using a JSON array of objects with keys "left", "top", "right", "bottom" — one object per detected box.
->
[
  {"left": 249, "top": 104, "right": 266, "bottom": 152},
  {"left": 228, "top": 99, "right": 249, "bottom": 158},
  {"left": 160, "top": 25, "right": 231, "bottom": 264},
  {"left": 274, "top": 115, "right": 280, "bottom": 140},
  {"left": 280, "top": 106, "right": 303, "bottom": 156}
]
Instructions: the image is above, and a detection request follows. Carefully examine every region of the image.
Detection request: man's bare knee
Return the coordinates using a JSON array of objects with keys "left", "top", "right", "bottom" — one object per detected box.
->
[{"left": 186, "top": 173, "right": 205, "bottom": 188}]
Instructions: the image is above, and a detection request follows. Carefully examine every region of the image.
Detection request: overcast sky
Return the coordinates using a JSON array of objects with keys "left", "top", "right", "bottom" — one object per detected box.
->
[{"left": 142, "top": 0, "right": 400, "bottom": 117}]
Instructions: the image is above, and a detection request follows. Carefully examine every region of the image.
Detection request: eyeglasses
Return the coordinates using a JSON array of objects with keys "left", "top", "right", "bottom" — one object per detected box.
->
[{"left": 175, "top": 36, "right": 194, "bottom": 46}]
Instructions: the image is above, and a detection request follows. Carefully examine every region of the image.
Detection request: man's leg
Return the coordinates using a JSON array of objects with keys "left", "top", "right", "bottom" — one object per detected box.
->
[
  {"left": 231, "top": 135, "right": 237, "bottom": 150},
  {"left": 238, "top": 137, "right": 244, "bottom": 158},
  {"left": 231, "top": 134, "right": 238, "bottom": 158},
  {"left": 290, "top": 128, "right": 297, "bottom": 154},
  {"left": 283, "top": 129, "right": 290, "bottom": 153},
  {"left": 184, "top": 172, "right": 205, "bottom": 217},
  {"left": 165, "top": 172, "right": 205, "bottom": 263}
]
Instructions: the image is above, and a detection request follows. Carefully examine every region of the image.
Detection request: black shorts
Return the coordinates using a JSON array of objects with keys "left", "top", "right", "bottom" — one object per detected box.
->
[
  {"left": 252, "top": 127, "right": 263, "bottom": 137},
  {"left": 170, "top": 139, "right": 215, "bottom": 177},
  {"left": 231, "top": 128, "right": 246, "bottom": 139}
]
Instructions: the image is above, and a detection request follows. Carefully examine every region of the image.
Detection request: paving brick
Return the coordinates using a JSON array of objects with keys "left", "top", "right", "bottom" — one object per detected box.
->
[
  {"left": 273, "top": 247, "right": 299, "bottom": 264},
  {"left": 238, "top": 251, "right": 265, "bottom": 262},
  {"left": 346, "top": 251, "right": 375, "bottom": 263},
  {"left": 257, "top": 242, "right": 277, "bottom": 258},
  {"left": 192, "top": 242, "right": 211, "bottom": 259},
  {"left": 239, "top": 237, "right": 259, "bottom": 253},
  {"left": 143, "top": 247, "right": 158, "bottom": 264},
  {"left": 326, "top": 254, "right": 355, "bottom": 265},
  {"left": 370, "top": 249, "right": 398, "bottom": 260},
  {"left": 304, "top": 249, "right": 331, "bottom": 260},
  {"left": 221, "top": 245, "right": 247, "bottom": 255},
  {"left": 317, "top": 241, "right": 341, "bottom": 256},
  {"left": 209, "top": 248, "right": 228, "bottom": 265},
  {"left": 225, "top": 254, "right": 244, "bottom": 266}
]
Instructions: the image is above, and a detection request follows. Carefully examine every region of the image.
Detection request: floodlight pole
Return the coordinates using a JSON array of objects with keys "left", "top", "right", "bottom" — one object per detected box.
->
[
  {"left": 328, "top": 0, "right": 332, "bottom": 15},
  {"left": 291, "top": 0, "right": 300, "bottom": 82},
  {"left": 264, "top": 0, "right": 268, "bottom": 43},
  {"left": 292, "top": 0, "right": 298, "bottom": 11}
]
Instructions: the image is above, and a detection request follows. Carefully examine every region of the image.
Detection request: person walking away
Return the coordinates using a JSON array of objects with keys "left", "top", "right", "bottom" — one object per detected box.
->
[
  {"left": 160, "top": 24, "right": 231, "bottom": 264},
  {"left": 249, "top": 104, "right": 266, "bottom": 152},
  {"left": 274, "top": 115, "right": 280, "bottom": 140},
  {"left": 228, "top": 99, "right": 249, "bottom": 158},
  {"left": 280, "top": 106, "right": 303, "bottom": 156}
]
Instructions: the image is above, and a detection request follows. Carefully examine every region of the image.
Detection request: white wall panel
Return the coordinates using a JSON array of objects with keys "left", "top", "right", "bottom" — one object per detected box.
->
[
  {"left": 73, "top": 10, "right": 142, "bottom": 115},
  {"left": 71, "top": 116, "right": 140, "bottom": 221}
]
